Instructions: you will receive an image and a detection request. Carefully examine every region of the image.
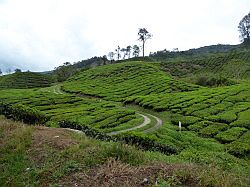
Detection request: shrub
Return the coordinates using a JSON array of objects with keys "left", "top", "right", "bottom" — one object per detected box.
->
[
  {"left": 226, "top": 131, "right": 250, "bottom": 157},
  {"left": 188, "top": 121, "right": 212, "bottom": 132},
  {"left": 199, "top": 123, "right": 228, "bottom": 137},
  {"left": 58, "top": 120, "right": 178, "bottom": 155},
  {"left": 1, "top": 103, "right": 49, "bottom": 124},
  {"left": 196, "top": 76, "right": 234, "bottom": 87},
  {"left": 230, "top": 110, "right": 250, "bottom": 129},
  {"left": 215, "top": 127, "right": 247, "bottom": 143},
  {"left": 171, "top": 114, "right": 200, "bottom": 127}
]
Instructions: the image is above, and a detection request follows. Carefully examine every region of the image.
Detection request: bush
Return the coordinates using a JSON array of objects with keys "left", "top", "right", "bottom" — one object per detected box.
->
[
  {"left": 188, "top": 121, "right": 212, "bottom": 132},
  {"left": 226, "top": 131, "right": 250, "bottom": 157},
  {"left": 199, "top": 123, "right": 228, "bottom": 137},
  {"left": 115, "top": 132, "right": 178, "bottom": 155},
  {"left": 171, "top": 114, "right": 200, "bottom": 127},
  {"left": 58, "top": 120, "right": 178, "bottom": 155},
  {"left": 196, "top": 76, "right": 234, "bottom": 87},
  {"left": 215, "top": 127, "right": 247, "bottom": 143},
  {"left": 1, "top": 103, "right": 49, "bottom": 124}
]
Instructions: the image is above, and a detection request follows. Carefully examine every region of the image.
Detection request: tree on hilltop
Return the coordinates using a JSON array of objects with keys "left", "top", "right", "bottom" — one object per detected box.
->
[
  {"left": 108, "top": 52, "right": 115, "bottom": 61},
  {"left": 14, "top": 68, "right": 22, "bottom": 73},
  {"left": 132, "top": 45, "right": 140, "bottom": 57},
  {"left": 238, "top": 12, "right": 250, "bottom": 43},
  {"left": 120, "top": 48, "right": 128, "bottom": 59},
  {"left": 138, "top": 28, "right": 152, "bottom": 57},
  {"left": 115, "top": 46, "right": 121, "bottom": 60},
  {"left": 126, "top": 45, "right": 132, "bottom": 58}
]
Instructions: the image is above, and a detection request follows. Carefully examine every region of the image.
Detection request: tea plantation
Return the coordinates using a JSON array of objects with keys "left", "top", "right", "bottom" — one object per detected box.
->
[
  {"left": 158, "top": 50, "right": 250, "bottom": 79},
  {"left": 62, "top": 61, "right": 200, "bottom": 101},
  {"left": 0, "top": 88, "right": 143, "bottom": 133},
  {"left": 0, "top": 60, "right": 250, "bottom": 186},
  {"left": 0, "top": 71, "right": 54, "bottom": 89}
]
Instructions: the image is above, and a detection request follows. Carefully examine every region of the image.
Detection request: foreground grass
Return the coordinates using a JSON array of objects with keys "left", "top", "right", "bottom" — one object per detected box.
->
[{"left": 0, "top": 118, "right": 249, "bottom": 186}]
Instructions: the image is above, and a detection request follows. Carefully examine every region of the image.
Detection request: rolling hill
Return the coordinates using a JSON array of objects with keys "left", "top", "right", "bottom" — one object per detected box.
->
[
  {"left": 158, "top": 50, "right": 250, "bottom": 79},
  {"left": 0, "top": 47, "right": 250, "bottom": 186},
  {"left": 62, "top": 61, "right": 200, "bottom": 101},
  {"left": 0, "top": 71, "right": 55, "bottom": 89}
]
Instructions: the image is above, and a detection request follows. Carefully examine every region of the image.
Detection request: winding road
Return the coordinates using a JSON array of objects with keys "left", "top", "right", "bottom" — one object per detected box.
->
[
  {"left": 107, "top": 113, "right": 150, "bottom": 135},
  {"left": 52, "top": 85, "right": 163, "bottom": 135}
]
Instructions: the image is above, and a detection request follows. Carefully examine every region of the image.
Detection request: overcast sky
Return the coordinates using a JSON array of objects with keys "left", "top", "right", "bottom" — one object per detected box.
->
[{"left": 0, "top": 0, "right": 249, "bottom": 72}]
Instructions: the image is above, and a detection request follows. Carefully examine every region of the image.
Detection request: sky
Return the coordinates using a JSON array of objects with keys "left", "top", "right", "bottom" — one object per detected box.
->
[{"left": 0, "top": 0, "right": 249, "bottom": 72}]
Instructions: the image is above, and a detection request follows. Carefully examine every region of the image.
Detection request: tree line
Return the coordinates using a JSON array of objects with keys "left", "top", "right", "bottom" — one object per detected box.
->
[{"left": 107, "top": 28, "right": 152, "bottom": 61}]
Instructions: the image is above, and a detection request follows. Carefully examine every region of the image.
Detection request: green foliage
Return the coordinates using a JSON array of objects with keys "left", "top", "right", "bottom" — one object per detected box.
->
[
  {"left": 157, "top": 50, "right": 250, "bottom": 80},
  {"left": 62, "top": 61, "right": 199, "bottom": 102},
  {"left": 196, "top": 75, "right": 234, "bottom": 87},
  {"left": 0, "top": 72, "right": 54, "bottom": 89},
  {"left": 230, "top": 109, "right": 250, "bottom": 129},
  {"left": 0, "top": 88, "right": 141, "bottom": 133},
  {"left": 170, "top": 114, "right": 200, "bottom": 127},
  {"left": 53, "top": 62, "right": 78, "bottom": 82},
  {"left": 1, "top": 103, "right": 49, "bottom": 124},
  {"left": 215, "top": 127, "right": 248, "bottom": 143},
  {"left": 199, "top": 123, "right": 228, "bottom": 137},
  {"left": 226, "top": 131, "right": 250, "bottom": 157},
  {"left": 0, "top": 121, "right": 38, "bottom": 186},
  {"left": 58, "top": 120, "right": 177, "bottom": 155}
]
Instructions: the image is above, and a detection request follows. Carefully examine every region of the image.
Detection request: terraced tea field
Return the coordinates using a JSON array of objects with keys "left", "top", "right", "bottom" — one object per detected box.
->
[
  {"left": 158, "top": 50, "right": 250, "bottom": 79},
  {"left": 62, "top": 62, "right": 200, "bottom": 101},
  {"left": 0, "top": 71, "right": 54, "bottom": 89},
  {"left": 125, "top": 83, "right": 250, "bottom": 157},
  {"left": 0, "top": 60, "right": 250, "bottom": 185},
  {"left": 0, "top": 88, "right": 146, "bottom": 133},
  {"left": 60, "top": 61, "right": 250, "bottom": 158}
]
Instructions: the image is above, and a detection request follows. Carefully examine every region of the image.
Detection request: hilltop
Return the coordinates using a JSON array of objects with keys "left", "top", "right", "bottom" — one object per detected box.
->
[
  {"left": 158, "top": 50, "right": 250, "bottom": 80},
  {"left": 0, "top": 71, "right": 55, "bottom": 89},
  {"left": 62, "top": 61, "right": 200, "bottom": 101}
]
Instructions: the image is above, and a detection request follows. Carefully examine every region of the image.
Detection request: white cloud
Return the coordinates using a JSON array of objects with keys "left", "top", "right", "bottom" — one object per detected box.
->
[{"left": 0, "top": 0, "right": 249, "bottom": 72}]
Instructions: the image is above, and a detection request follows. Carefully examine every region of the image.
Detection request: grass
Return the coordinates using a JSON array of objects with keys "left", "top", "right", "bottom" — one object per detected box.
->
[{"left": 0, "top": 118, "right": 249, "bottom": 186}]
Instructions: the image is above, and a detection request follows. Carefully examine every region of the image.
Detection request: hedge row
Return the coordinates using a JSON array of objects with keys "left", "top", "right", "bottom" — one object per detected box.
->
[
  {"left": 58, "top": 120, "right": 178, "bottom": 155},
  {"left": 0, "top": 102, "right": 49, "bottom": 124}
]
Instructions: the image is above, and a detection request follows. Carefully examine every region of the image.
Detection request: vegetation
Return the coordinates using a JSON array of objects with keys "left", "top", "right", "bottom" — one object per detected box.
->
[
  {"left": 0, "top": 42, "right": 250, "bottom": 186},
  {"left": 62, "top": 61, "right": 200, "bottom": 101},
  {"left": 0, "top": 88, "right": 143, "bottom": 134},
  {"left": 138, "top": 28, "right": 152, "bottom": 57},
  {"left": 2, "top": 118, "right": 248, "bottom": 186},
  {"left": 238, "top": 12, "right": 250, "bottom": 43},
  {"left": 0, "top": 71, "right": 54, "bottom": 89},
  {"left": 157, "top": 50, "right": 250, "bottom": 80}
]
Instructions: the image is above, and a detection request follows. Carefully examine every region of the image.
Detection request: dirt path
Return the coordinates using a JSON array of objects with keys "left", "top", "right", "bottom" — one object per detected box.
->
[
  {"left": 107, "top": 113, "right": 151, "bottom": 136},
  {"left": 52, "top": 85, "right": 163, "bottom": 134},
  {"left": 53, "top": 85, "right": 64, "bottom": 95},
  {"left": 143, "top": 113, "right": 163, "bottom": 133}
]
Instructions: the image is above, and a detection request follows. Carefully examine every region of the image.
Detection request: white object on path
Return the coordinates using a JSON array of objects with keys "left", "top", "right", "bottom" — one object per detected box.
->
[{"left": 179, "top": 121, "right": 181, "bottom": 131}]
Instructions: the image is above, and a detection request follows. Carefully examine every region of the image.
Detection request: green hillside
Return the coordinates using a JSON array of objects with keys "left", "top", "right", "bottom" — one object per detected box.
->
[
  {"left": 62, "top": 61, "right": 200, "bottom": 101},
  {"left": 0, "top": 72, "right": 54, "bottom": 89},
  {"left": 158, "top": 50, "right": 250, "bottom": 80},
  {"left": 61, "top": 61, "right": 250, "bottom": 157},
  {"left": 1, "top": 59, "right": 250, "bottom": 186},
  {"left": 0, "top": 87, "right": 143, "bottom": 133}
]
